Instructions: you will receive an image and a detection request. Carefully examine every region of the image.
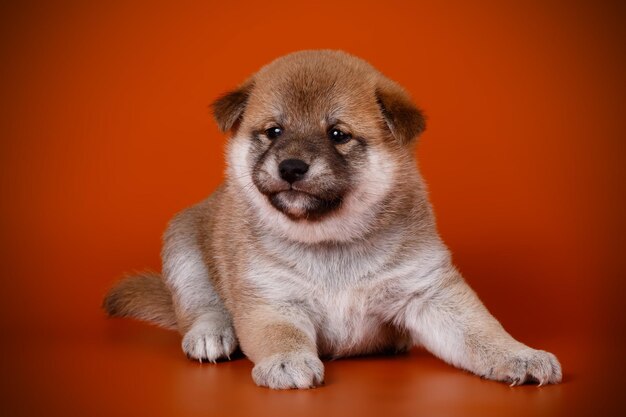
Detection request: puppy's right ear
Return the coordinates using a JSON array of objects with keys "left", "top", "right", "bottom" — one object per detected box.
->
[
  {"left": 211, "top": 81, "right": 253, "bottom": 132},
  {"left": 376, "top": 78, "right": 426, "bottom": 145}
]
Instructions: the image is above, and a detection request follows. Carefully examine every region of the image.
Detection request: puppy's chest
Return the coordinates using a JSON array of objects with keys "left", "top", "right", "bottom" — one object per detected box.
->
[
  {"left": 250, "top": 243, "right": 411, "bottom": 354},
  {"left": 310, "top": 284, "right": 385, "bottom": 355}
]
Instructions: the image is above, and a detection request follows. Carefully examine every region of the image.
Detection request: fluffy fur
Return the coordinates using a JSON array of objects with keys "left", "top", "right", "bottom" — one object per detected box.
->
[{"left": 103, "top": 50, "right": 562, "bottom": 389}]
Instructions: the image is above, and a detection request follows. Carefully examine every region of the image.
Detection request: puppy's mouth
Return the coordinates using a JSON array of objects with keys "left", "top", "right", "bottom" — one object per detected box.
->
[
  {"left": 251, "top": 167, "right": 346, "bottom": 221},
  {"left": 267, "top": 188, "right": 342, "bottom": 221}
]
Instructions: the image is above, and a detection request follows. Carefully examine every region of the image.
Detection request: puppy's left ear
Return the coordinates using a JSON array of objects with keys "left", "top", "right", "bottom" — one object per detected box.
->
[
  {"left": 376, "top": 79, "right": 426, "bottom": 145},
  {"left": 212, "top": 81, "right": 254, "bottom": 132}
]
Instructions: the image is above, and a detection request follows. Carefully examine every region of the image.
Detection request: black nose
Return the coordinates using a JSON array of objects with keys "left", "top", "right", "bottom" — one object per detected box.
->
[{"left": 278, "top": 159, "right": 309, "bottom": 183}]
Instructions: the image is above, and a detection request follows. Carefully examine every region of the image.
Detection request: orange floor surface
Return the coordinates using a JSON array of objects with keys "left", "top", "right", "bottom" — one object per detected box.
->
[{"left": 0, "top": 320, "right": 623, "bottom": 417}]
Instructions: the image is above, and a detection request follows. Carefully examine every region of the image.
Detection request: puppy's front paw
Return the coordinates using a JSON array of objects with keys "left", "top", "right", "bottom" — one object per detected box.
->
[
  {"left": 182, "top": 321, "right": 237, "bottom": 363},
  {"left": 252, "top": 351, "right": 324, "bottom": 389},
  {"left": 485, "top": 348, "right": 562, "bottom": 386}
]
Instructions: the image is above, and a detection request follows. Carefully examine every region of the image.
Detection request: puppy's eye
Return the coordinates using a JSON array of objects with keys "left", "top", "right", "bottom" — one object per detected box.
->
[
  {"left": 265, "top": 126, "right": 283, "bottom": 139},
  {"left": 328, "top": 128, "right": 352, "bottom": 145}
]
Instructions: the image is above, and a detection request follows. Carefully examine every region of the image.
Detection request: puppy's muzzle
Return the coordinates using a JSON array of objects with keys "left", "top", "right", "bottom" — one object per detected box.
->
[{"left": 278, "top": 159, "right": 309, "bottom": 184}]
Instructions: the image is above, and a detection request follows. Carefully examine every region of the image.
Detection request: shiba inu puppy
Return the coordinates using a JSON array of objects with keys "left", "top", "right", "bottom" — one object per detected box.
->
[{"left": 104, "top": 50, "right": 562, "bottom": 389}]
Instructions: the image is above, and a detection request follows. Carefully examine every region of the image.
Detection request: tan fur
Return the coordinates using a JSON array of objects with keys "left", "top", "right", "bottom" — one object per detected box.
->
[
  {"left": 103, "top": 50, "right": 562, "bottom": 389},
  {"left": 102, "top": 272, "right": 176, "bottom": 330}
]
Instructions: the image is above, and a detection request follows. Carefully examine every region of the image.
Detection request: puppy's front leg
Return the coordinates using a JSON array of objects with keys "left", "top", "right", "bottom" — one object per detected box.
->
[
  {"left": 235, "top": 304, "right": 323, "bottom": 389},
  {"left": 401, "top": 266, "right": 562, "bottom": 386}
]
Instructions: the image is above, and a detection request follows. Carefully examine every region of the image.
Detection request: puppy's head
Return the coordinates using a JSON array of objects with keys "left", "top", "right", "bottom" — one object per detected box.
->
[{"left": 214, "top": 50, "right": 425, "bottom": 241}]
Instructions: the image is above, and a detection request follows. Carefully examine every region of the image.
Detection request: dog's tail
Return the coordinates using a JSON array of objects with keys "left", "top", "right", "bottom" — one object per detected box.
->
[{"left": 102, "top": 272, "right": 177, "bottom": 330}]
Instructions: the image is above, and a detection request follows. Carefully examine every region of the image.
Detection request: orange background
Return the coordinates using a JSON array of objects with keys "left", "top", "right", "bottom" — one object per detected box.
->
[{"left": 1, "top": 1, "right": 624, "bottom": 416}]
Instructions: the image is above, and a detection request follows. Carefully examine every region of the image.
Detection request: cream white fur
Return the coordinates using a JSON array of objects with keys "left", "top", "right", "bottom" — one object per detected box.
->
[
  {"left": 234, "top": 201, "right": 451, "bottom": 356},
  {"left": 161, "top": 206, "right": 237, "bottom": 359},
  {"left": 252, "top": 351, "right": 324, "bottom": 389},
  {"left": 182, "top": 312, "right": 237, "bottom": 362}
]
